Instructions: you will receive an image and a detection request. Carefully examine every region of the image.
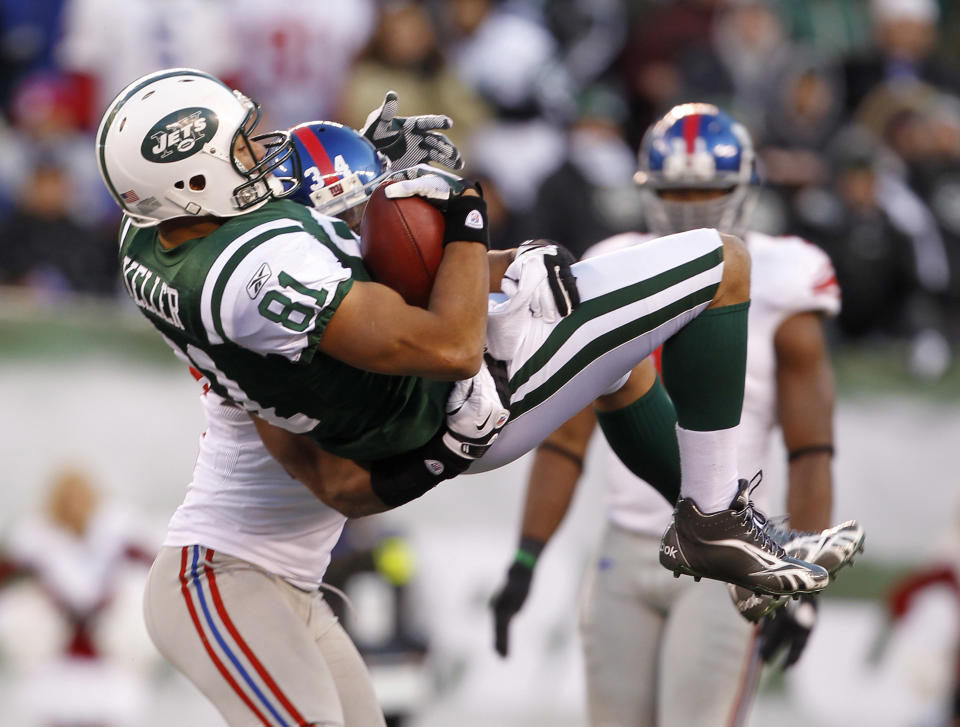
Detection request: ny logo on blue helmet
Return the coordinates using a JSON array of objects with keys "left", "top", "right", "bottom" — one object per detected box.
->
[
  {"left": 635, "top": 103, "right": 758, "bottom": 237},
  {"left": 274, "top": 121, "right": 392, "bottom": 217}
]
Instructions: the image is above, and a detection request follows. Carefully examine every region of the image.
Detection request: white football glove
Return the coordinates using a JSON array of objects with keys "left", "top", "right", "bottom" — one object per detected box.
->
[
  {"left": 501, "top": 240, "right": 581, "bottom": 323},
  {"left": 360, "top": 90, "right": 464, "bottom": 171},
  {"left": 383, "top": 173, "right": 453, "bottom": 203},
  {"left": 443, "top": 362, "right": 510, "bottom": 460}
]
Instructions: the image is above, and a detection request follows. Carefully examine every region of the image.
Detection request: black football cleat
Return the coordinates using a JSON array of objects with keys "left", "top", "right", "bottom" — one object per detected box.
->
[
  {"left": 727, "top": 518, "right": 866, "bottom": 622},
  {"left": 659, "top": 480, "right": 830, "bottom": 597}
]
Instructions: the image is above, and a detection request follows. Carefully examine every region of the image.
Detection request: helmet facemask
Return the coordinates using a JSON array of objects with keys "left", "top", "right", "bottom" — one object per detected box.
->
[
  {"left": 637, "top": 103, "right": 758, "bottom": 239},
  {"left": 643, "top": 184, "right": 757, "bottom": 238},
  {"left": 230, "top": 94, "right": 300, "bottom": 210}
]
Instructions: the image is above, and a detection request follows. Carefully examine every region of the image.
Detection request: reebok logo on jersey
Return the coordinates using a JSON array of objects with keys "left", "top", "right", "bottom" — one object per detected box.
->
[
  {"left": 424, "top": 459, "right": 444, "bottom": 476},
  {"left": 247, "top": 262, "right": 272, "bottom": 299},
  {"left": 465, "top": 210, "right": 484, "bottom": 229},
  {"left": 141, "top": 107, "right": 218, "bottom": 163}
]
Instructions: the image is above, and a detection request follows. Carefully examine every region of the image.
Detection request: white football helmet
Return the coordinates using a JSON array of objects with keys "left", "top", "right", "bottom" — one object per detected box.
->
[{"left": 95, "top": 68, "right": 298, "bottom": 227}]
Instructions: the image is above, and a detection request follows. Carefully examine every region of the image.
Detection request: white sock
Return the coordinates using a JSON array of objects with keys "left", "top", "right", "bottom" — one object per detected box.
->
[{"left": 677, "top": 425, "right": 740, "bottom": 512}]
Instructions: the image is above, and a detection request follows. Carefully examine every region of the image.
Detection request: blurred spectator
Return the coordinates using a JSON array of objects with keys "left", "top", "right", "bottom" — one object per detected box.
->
[
  {"left": 55, "top": 0, "right": 237, "bottom": 129},
  {"left": 0, "top": 70, "right": 114, "bottom": 225},
  {"left": 774, "top": 0, "right": 873, "bottom": 59},
  {"left": 443, "top": 0, "right": 574, "bottom": 122},
  {"left": 341, "top": 0, "right": 490, "bottom": 151},
  {"left": 543, "top": 0, "right": 628, "bottom": 92},
  {"left": 0, "top": 71, "right": 118, "bottom": 300},
  {"left": 842, "top": 0, "right": 960, "bottom": 116},
  {"left": 886, "top": 509, "right": 960, "bottom": 727},
  {"left": 753, "top": 57, "right": 846, "bottom": 235},
  {"left": 617, "top": 0, "right": 728, "bottom": 145},
  {"left": 0, "top": 156, "right": 118, "bottom": 299},
  {"left": 792, "top": 126, "right": 952, "bottom": 376},
  {"left": 528, "top": 85, "right": 645, "bottom": 258},
  {"left": 227, "top": 0, "right": 376, "bottom": 130},
  {"left": 759, "top": 58, "right": 846, "bottom": 189},
  {"left": 0, "top": 0, "right": 69, "bottom": 107},
  {"left": 711, "top": 0, "right": 822, "bottom": 134},
  {"left": 0, "top": 467, "right": 157, "bottom": 727},
  {"left": 438, "top": 0, "right": 566, "bottom": 211}
]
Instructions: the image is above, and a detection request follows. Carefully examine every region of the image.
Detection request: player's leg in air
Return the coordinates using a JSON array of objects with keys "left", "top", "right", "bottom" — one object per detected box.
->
[{"left": 471, "top": 225, "right": 828, "bottom": 597}]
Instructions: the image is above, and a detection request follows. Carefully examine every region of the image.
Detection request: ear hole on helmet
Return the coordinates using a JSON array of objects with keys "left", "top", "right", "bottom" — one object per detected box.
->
[
  {"left": 118, "top": 117, "right": 127, "bottom": 132},
  {"left": 189, "top": 175, "right": 206, "bottom": 191},
  {"left": 174, "top": 180, "right": 185, "bottom": 189}
]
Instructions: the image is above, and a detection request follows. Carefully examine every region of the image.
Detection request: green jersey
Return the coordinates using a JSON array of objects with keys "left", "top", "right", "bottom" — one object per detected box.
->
[{"left": 118, "top": 199, "right": 450, "bottom": 460}]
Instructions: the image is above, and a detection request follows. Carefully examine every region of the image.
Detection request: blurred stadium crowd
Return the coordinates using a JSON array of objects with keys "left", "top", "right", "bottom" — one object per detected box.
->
[
  {"left": 4, "top": 0, "right": 960, "bottom": 376},
  {"left": 3, "top": 2, "right": 960, "bottom": 726}
]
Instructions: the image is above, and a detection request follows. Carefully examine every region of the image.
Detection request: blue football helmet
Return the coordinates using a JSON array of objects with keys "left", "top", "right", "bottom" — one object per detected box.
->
[
  {"left": 635, "top": 103, "right": 758, "bottom": 237},
  {"left": 275, "top": 120, "right": 391, "bottom": 216}
]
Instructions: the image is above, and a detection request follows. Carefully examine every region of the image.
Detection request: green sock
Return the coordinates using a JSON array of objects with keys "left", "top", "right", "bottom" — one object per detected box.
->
[
  {"left": 596, "top": 374, "right": 680, "bottom": 505},
  {"left": 660, "top": 302, "right": 749, "bottom": 431}
]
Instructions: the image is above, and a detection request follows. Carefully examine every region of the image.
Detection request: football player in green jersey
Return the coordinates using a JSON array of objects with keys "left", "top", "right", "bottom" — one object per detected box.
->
[{"left": 97, "top": 68, "right": 830, "bottom": 598}]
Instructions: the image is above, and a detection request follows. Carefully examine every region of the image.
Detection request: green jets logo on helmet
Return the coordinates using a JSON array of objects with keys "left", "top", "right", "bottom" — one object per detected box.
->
[{"left": 141, "top": 107, "right": 219, "bottom": 163}]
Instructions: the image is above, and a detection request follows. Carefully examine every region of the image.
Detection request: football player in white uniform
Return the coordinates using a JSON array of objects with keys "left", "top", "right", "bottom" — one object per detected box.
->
[
  {"left": 98, "top": 69, "right": 840, "bottom": 643},
  {"left": 490, "top": 104, "right": 865, "bottom": 726}
]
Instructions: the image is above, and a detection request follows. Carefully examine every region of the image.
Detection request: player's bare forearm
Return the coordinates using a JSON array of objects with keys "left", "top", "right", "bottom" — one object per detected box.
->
[
  {"left": 520, "top": 407, "right": 597, "bottom": 543},
  {"left": 775, "top": 312, "right": 835, "bottom": 531},
  {"left": 320, "top": 242, "right": 488, "bottom": 380},
  {"left": 430, "top": 237, "right": 489, "bottom": 342},
  {"left": 487, "top": 249, "right": 516, "bottom": 293},
  {"left": 251, "top": 416, "right": 390, "bottom": 518}
]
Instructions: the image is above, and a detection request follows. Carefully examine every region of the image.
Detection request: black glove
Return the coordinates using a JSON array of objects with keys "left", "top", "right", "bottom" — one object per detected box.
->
[
  {"left": 757, "top": 594, "right": 818, "bottom": 669},
  {"left": 360, "top": 90, "right": 463, "bottom": 171},
  {"left": 490, "top": 537, "right": 544, "bottom": 657},
  {"left": 501, "top": 240, "right": 581, "bottom": 321},
  {"left": 383, "top": 174, "right": 488, "bottom": 247}
]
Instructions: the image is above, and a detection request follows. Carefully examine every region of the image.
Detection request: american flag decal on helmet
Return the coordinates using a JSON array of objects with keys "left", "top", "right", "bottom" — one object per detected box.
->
[{"left": 121, "top": 189, "right": 140, "bottom": 203}]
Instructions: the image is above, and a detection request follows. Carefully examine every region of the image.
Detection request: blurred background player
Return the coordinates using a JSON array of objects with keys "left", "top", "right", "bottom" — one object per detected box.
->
[
  {"left": 0, "top": 467, "right": 156, "bottom": 727},
  {"left": 142, "top": 116, "right": 458, "bottom": 727},
  {"left": 490, "top": 103, "right": 863, "bottom": 726}
]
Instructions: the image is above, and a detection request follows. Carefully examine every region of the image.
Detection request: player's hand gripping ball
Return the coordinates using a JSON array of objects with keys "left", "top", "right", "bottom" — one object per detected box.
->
[{"left": 360, "top": 180, "right": 445, "bottom": 308}]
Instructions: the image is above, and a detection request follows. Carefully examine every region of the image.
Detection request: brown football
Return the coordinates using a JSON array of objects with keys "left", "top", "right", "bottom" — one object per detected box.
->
[{"left": 359, "top": 181, "right": 445, "bottom": 308}]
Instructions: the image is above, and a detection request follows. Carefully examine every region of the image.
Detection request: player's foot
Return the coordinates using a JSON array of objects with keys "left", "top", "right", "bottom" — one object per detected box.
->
[
  {"left": 727, "top": 518, "right": 866, "bottom": 622},
  {"left": 659, "top": 480, "right": 830, "bottom": 597},
  {"left": 769, "top": 519, "right": 865, "bottom": 577}
]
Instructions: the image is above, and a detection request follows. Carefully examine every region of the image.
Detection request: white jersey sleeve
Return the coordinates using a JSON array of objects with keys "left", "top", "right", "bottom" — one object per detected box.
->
[
  {"left": 204, "top": 225, "right": 356, "bottom": 364},
  {"left": 746, "top": 232, "right": 841, "bottom": 322}
]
